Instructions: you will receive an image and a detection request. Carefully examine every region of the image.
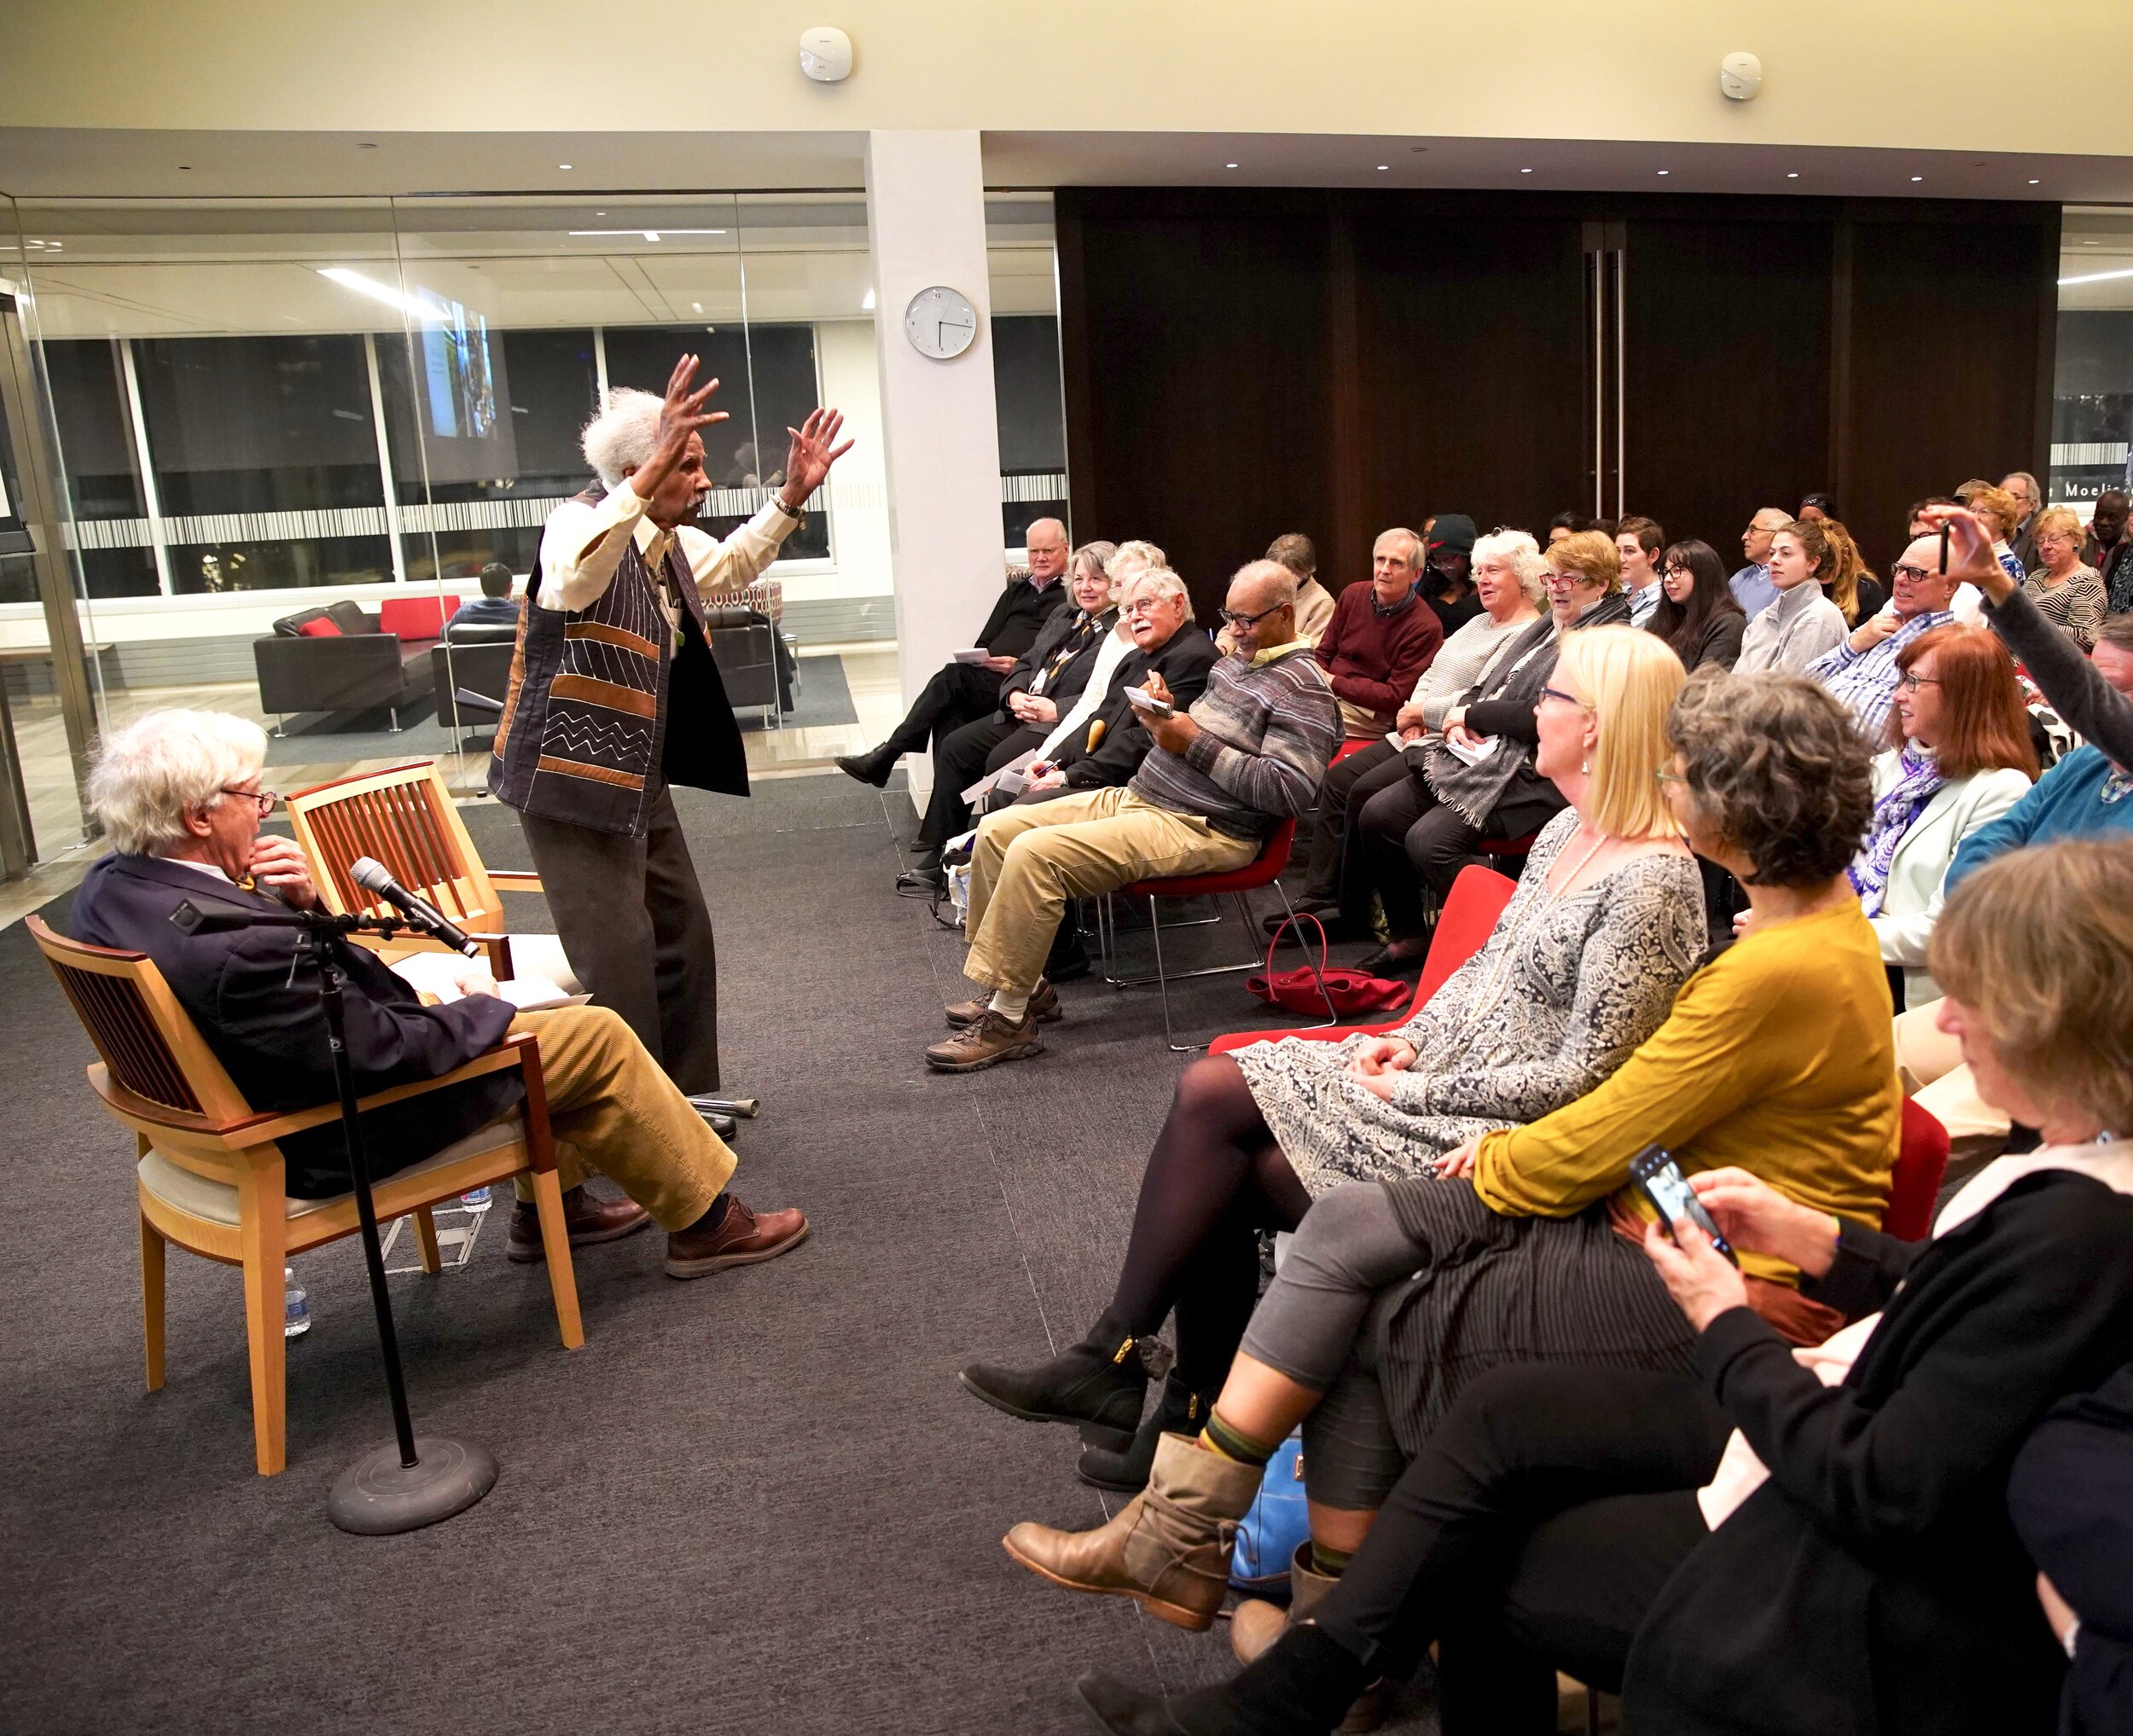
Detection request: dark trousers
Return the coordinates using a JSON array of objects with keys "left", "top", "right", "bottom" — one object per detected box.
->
[
  {"left": 514, "top": 785, "right": 722, "bottom": 1093},
  {"left": 1311, "top": 1363, "right": 1728, "bottom": 1729},
  {"left": 879, "top": 660, "right": 1005, "bottom": 763},
  {"left": 1348, "top": 755, "right": 1489, "bottom": 938},
  {"left": 917, "top": 715, "right": 1046, "bottom": 856},
  {"left": 1301, "top": 738, "right": 1400, "bottom": 901}
]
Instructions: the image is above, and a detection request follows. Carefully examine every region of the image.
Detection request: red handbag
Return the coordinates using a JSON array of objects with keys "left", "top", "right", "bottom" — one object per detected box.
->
[{"left": 1246, "top": 914, "right": 1411, "bottom": 1017}]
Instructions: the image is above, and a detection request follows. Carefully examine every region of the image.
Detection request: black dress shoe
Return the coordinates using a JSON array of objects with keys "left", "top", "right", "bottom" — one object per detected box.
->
[
  {"left": 1354, "top": 938, "right": 1432, "bottom": 976},
  {"left": 835, "top": 750, "right": 892, "bottom": 788},
  {"left": 1076, "top": 1625, "right": 1377, "bottom": 1736},
  {"left": 959, "top": 1328, "right": 1148, "bottom": 1453}
]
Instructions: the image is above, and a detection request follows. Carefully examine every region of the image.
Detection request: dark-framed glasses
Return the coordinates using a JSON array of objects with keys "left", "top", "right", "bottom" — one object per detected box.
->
[
  {"left": 218, "top": 786, "right": 279, "bottom": 815},
  {"left": 1537, "top": 685, "right": 1591, "bottom": 709},
  {"left": 1895, "top": 671, "right": 1942, "bottom": 692},
  {"left": 1218, "top": 603, "right": 1286, "bottom": 629},
  {"left": 1890, "top": 562, "right": 1935, "bottom": 584}
]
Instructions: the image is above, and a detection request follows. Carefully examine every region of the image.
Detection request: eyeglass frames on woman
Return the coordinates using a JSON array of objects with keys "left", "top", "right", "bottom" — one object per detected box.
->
[
  {"left": 1895, "top": 672, "right": 1942, "bottom": 692},
  {"left": 218, "top": 787, "right": 280, "bottom": 815},
  {"left": 1537, "top": 685, "right": 1592, "bottom": 709},
  {"left": 1653, "top": 769, "right": 1690, "bottom": 789}
]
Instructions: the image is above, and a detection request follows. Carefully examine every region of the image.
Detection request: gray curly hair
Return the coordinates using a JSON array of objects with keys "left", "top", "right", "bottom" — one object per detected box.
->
[{"left": 581, "top": 388, "right": 665, "bottom": 488}]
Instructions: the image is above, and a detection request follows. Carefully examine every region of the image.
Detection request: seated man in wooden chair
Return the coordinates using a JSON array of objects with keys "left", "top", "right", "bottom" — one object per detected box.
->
[{"left": 68, "top": 709, "right": 809, "bottom": 1280}]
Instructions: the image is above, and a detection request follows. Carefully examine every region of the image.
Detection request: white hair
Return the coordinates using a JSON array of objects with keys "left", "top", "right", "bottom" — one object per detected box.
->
[
  {"left": 1472, "top": 528, "right": 1550, "bottom": 605},
  {"left": 86, "top": 709, "right": 267, "bottom": 856},
  {"left": 1125, "top": 566, "right": 1190, "bottom": 607},
  {"left": 1113, "top": 538, "right": 1168, "bottom": 572},
  {"left": 581, "top": 388, "right": 665, "bottom": 488}
]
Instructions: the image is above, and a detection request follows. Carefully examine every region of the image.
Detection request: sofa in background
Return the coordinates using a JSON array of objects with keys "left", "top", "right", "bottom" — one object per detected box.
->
[{"left": 253, "top": 596, "right": 459, "bottom": 731}]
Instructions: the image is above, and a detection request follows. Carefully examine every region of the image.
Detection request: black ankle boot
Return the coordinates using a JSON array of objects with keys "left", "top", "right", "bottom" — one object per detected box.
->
[
  {"left": 958, "top": 1321, "right": 1148, "bottom": 1452},
  {"left": 1075, "top": 1623, "right": 1371, "bottom": 1736},
  {"left": 1078, "top": 1371, "right": 1212, "bottom": 1493}
]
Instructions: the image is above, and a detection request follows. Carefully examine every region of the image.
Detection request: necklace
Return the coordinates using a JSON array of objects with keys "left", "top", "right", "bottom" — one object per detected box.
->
[{"left": 1546, "top": 823, "right": 1613, "bottom": 898}]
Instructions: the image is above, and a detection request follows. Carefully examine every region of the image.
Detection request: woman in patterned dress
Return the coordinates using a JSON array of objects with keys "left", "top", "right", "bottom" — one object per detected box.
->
[
  {"left": 959, "top": 626, "right": 1706, "bottom": 1489},
  {"left": 2023, "top": 505, "right": 2108, "bottom": 649}
]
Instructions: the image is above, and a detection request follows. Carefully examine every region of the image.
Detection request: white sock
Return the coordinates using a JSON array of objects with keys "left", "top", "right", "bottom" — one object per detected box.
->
[{"left": 988, "top": 987, "right": 1031, "bottom": 1023}]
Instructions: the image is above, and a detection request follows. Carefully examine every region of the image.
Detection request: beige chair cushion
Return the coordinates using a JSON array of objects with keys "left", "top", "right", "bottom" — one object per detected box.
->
[
  {"left": 507, "top": 932, "right": 581, "bottom": 995},
  {"left": 137, "top": 1114, "right": 525, "bottom": 1228}
]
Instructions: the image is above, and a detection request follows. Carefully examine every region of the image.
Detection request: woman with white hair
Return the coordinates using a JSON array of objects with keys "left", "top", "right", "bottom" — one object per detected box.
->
[
  {"left": 490, "top": 352, "right": 849, "bottom": 1111},
  {"left": 1282, "top": 527, "right": 1549, "bottom": 930}
]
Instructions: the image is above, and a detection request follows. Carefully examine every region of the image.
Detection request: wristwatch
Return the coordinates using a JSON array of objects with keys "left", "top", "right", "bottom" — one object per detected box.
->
[{"left": 772, "top": 493, "right": 808, "bottom": 528}]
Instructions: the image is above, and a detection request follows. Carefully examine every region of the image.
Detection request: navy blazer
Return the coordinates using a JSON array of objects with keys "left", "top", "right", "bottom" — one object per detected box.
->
[
  {"left": 1058, "top": 624, "right": 1220, "bottom": 790},
  {"left": 69, "top": 854, "right": 523, "bottom": 1198}
]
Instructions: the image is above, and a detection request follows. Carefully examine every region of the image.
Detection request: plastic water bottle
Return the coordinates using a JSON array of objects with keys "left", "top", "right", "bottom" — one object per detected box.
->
[
  {"left": 461, "top": 1186, "right": 493, "bottom": 1211},
  {"left": 283, "top": 1267, "right": 311, "bottom": 1339}
]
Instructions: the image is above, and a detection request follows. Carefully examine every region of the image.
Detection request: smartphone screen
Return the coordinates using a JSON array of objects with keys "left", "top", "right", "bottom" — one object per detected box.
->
[{"left": 1629, "top": 1146, "right": 1738, "bottom": 1265}]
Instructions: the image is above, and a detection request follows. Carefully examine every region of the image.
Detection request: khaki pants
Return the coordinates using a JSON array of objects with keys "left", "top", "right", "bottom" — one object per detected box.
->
[
  {"left": 503, "top": 1004, "right": 735, "bottom": 1229},
  {"left": 1894, "top": 997, "right": 2011, "bottom": 1169},
  {"left": 963, "top": 786, "right": 1258, "bottom": 998}
]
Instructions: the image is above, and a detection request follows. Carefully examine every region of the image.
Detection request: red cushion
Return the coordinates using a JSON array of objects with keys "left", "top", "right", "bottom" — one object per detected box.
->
[
  {"left": 377, "top": 595, "right": 459, "bottom": 641},
  {"left": 296, "top": 617, "right": 343, "bottom": 637}
]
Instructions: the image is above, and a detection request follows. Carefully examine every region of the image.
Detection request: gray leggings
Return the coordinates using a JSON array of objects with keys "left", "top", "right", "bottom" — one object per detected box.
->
[{"left": 1241, "top": 1182, "right": 1430, "bottom": 1512}]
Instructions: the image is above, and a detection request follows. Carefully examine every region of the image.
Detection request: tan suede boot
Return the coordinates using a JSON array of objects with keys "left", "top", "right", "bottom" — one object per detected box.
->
[
  {"left": 1232, "top": 1542, "right": 1386, "bottom": 1732},
  {"left": 1002, "top": 1432, "right": 1262, "bottom": 1630}
]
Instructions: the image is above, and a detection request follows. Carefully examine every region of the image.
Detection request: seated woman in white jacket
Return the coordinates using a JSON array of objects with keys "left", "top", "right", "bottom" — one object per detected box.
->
[{"left": 1849, "top": 623, "right": 2036, "bottom": 1009}]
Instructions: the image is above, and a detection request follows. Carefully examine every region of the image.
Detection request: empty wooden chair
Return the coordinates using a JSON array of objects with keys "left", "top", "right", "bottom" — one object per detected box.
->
[{"left": 30, "top": 914, "right": 584, "bottom": 1477}]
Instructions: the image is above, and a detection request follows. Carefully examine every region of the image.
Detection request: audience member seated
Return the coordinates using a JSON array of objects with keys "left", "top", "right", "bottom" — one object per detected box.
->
[
  {"left": 1646, "top": 537, "right": 1746, "bottom": 672},
  {"left": 834, "top": 515, "right": 1072, "bottom": 788},
  {"left": 898, "top": 540, "right": 1119, "bottom": 892},
  {"left": 2002, "top": 469, "right": 2043, "bottom": 572},
  {"left": 1280, "top": 530, "right": 1546, "bottom": 933},
  {"left": 1797, "top": 490, "right": 1839, "bottom": 523},
  {"left": 961, "top": 627, "right": 1703, "bottom": 1492},
  {"left": 1819, "top": 518, "right": 1890, "bottom": 622},
  {"left": 1546, "top": 510, "right": 1604, "bottom": 547},
  {"left": 1891, "top": 508, "right": 2133, "bottom": 1169},
  {"left": 1735, "top": 518, "right": 1849, "bottom": 675},
  {"left": 2089, "top": 489, "right": 2133, "bottom": 613},
  {"left": 2010, "top": 1357, "right": 2133, "bottom": 1736},
  {"left": 1311, "top": 528, "right": 1444, "bottom": 740},
  {"left": 1346, "top": 530, "right": 1630, "bottom": 975},
  {"left": 1959, "top": 479, "right": 2031, "bottom": 582},
  {"left": 448, "top": 562, "right": 523, "bottom": 633},
  {"left": 1220, "top": 533, "right": 1335, "bottom": 653},
  {"left": 2025, "top": 504, "right": 2107, "bottom": 647},
  {"left": 1419, "top": 514, "right": 1481, "bottom": 636},
  {"left": 1615, "top": 515, "right": 1665, "bottom": 628},
  {"left": 67, "top": 710, "right": 809, "bottom": 1279},
  {"left": 921, "top": 561, "right": 1337, "bottom": 1073},
  {"left": 1728, "top": 506, "right": 1790, "bottom": 618},
  {"left": 1069, "top": 841, "right": 2133, "bottom": 1736},
  {"left": 1000, "top": 670, "right": 1903, "bottom": 1649},
  {"left": 1804, "top": 529, "right": 1961, "bottom": 734},
  {"left": 1848, "top": 624, "right": 2036, "bottom": 1011}
]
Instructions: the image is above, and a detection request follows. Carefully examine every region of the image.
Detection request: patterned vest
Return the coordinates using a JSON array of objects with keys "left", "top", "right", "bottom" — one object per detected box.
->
[{"left": 489, "top": 490, "right": 749, "bottom": 837}]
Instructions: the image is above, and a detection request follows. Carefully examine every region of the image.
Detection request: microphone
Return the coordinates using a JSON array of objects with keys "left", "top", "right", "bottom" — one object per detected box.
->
[{"left": 349, "top": 857, "right": 480, "bottom": 956}]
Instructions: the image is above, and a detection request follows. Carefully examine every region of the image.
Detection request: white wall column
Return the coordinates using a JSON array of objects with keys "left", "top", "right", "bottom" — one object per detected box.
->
[{"left": 864, "top": 129, "right": 1003, "bottom": 806}]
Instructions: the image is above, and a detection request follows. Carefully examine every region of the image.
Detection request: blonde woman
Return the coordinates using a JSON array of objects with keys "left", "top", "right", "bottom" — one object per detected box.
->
[
  {"left": 1958, "top": 480, "right": 2029, "bottom": 584},
  {"left": 2023, "top": 504, "right": 2107, "bottom": 648},
  {"left": 960, "top": 627, "right": 1706, "bottom": 1491},
  {"left": 1818, "top": 518, "right": 1889, "bottom": 624}
]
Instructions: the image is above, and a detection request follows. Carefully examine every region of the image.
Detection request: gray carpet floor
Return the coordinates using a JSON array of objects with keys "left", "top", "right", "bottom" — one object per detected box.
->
[{"left": 0, "top": 771, "right": 1440, "bottom": 1735}]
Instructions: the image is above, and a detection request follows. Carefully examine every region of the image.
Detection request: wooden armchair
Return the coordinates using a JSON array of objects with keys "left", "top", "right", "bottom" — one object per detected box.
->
[
  {"left": 29, "top": 915, "right": 584, "bottom": 1477},
  {"left": 286, "top": 760, "right": 576, "bottom": 988}
]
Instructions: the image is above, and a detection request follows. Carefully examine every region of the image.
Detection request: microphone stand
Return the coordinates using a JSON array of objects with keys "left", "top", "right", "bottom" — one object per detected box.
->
[{"left": 171, "top": 899, "right": 498, "bottom": 1534}]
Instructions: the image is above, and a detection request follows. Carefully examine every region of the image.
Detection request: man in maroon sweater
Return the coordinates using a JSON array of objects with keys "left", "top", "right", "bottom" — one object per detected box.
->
[{"left": 1312, "top": 527, "right": 1444, "bottom": 739}]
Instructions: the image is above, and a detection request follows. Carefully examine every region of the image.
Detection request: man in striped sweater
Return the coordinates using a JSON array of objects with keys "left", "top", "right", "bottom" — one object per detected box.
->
[{"left": 927, "top": 560, "right": 1340, "bottom": 1071}]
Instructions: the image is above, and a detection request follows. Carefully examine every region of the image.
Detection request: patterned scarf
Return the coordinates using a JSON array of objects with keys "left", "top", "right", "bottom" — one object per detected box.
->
[{"left": 1848, "top": 742, "right": 1946, "bottom": 915}]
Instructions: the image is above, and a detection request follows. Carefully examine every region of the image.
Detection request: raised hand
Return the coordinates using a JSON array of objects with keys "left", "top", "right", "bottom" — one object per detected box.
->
[
  {"left": 1920, "top": 503, "right": 2013, "bottom": 602},
  {"left": 778, "top": 407, "right": 854, "bottom": 508},
  {"left": 634, "top": 353, "right": 726, "bottom": 497}
]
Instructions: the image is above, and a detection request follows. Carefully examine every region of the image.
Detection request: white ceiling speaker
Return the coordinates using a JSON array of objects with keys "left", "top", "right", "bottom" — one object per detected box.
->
[
  {"left": 799, "top": 26, "right": 853, "bottom": 83},
  {"left": 1719, "top": 51, "right": 1763, "bottom": 102}
]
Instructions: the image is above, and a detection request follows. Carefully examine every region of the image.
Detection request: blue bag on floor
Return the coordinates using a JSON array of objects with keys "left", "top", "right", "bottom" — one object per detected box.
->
[{"left": 1229, "top": 1433, "right": 1308, "bottom": 1594}]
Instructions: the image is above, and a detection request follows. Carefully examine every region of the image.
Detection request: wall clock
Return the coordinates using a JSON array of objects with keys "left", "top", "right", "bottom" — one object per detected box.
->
[{"left": 903, "top": 284, "right": 979, "bottom": 359}]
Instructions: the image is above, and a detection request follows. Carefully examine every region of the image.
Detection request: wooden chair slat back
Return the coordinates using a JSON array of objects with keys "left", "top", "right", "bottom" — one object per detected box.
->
[
  {"left": 288, "top": 762, "right": 499, "bottom": 931},
  {"left": 27, "top": 916, "right": 253, "bottom": 1121}
]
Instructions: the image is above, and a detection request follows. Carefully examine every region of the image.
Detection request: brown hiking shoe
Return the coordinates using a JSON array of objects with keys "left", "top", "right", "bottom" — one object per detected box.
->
[
  {"left": 664, "top": 1195, "right": 811, "bottom": 1279},
  {"left": 945, "top": 978, "right": 1061, "bottom": 1028},
  {"left": 925, "top": 1007, "right": 1045, "bottom": 1071},
  {"left": 505, "top": 1185, "right": 652, "bottom": 1263}
]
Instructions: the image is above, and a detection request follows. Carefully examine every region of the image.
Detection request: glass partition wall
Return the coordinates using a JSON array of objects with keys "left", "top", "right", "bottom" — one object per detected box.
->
[
  {"left": 2050, "top": 206, "right": 2133, "bottom": 514},
  {"left": 0, "top": 189, "right": 1066, "bottom": 880}
]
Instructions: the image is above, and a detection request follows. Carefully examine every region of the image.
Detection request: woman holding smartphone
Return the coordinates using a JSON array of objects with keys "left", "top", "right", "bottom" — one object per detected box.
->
[{"left": 1067, "top": 838, "right": 2133, "bottom": 1736}]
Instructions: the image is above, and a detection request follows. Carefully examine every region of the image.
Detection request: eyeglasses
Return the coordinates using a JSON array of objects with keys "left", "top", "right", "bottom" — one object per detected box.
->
[
  {"left": 218, "top": 786, "right": 278, "bottom": 815},
  {"left": 1890, "top": 562, "right": 1936, "bottom": 584},
  {"left": 1218, "top": 603, "right": 1287, "bottom": 628},
  {"left": 1896, "top": 672, "right": 1942, "bottom": 692},
  {"left": 1654, "top": 769, "right": 1690, "bottom": 788},
  {"left": 1537, "top": 685, "right": 1591, "bottom": 709}
]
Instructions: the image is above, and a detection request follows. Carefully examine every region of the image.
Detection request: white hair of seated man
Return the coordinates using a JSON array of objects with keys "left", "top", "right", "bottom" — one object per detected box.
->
[
  {"left": 87, "top": 708, "right": 268, "bottom": 856},
  {"left": 1125, "top": 566, "right": 1191, "bottom": 607},
  {"left": 580, "top": 387, "right": 666, "bottom": 490}
]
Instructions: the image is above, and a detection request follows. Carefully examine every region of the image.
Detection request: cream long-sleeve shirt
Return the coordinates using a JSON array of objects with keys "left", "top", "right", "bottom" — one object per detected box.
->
[{"left": 536, "top": 479, "right": 799, "bottom": 623}]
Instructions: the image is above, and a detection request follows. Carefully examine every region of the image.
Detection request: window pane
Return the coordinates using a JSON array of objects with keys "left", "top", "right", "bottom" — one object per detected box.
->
[{"left": 2050, "top": 207, "right": 2133, "bottom": 510}]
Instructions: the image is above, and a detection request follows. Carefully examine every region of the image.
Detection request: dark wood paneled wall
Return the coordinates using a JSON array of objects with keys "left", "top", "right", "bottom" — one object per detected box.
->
[{"left": 1057, "top": 189, "right": 2059, "bottom": 611}]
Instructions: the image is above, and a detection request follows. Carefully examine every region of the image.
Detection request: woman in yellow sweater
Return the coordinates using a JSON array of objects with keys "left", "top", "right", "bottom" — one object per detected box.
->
[{"left": 999, "top": 671, "right": 1903, "bottom": 1643}]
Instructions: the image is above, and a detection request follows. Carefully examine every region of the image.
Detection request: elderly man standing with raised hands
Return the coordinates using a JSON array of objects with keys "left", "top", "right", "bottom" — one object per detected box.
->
[{"left": 927, "top": 560, "right": 1339, "bottom": 1071}]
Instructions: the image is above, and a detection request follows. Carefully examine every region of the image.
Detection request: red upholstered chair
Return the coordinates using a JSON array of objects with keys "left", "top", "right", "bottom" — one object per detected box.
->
[
  {"left": 1098, "top": 819, "right": 1317, "bottom": 1052},
  {"left": 1210, "top": 863, "right": 1517, "bottom": 1057},
  {"left": 1328, "top": 739, "right": 1375, "bottom": 766},
  {"left": 1884, "top": 1097, "right": 1951, "bottom": 1242}
]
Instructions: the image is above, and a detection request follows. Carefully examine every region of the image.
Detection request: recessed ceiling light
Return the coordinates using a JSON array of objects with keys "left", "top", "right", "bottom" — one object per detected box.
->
[
  {"left": 2084, "top": 239, "right": 2099, "bottom": 246},
  {"left": 2059, "top": 267, "right": 2133, "bottom": 287},
  {"left": 1225, "top": 161, "right": 1239, "bottom": 169},
  {"left": 1656, "top": 169, "right": 1670, "bottom": 176},
  {"left": 2028, "top": 179, "right": 2041, "bottom": 186},
  {"left": 1520, "top": 167, "right": 1533, "bottom": 174},
  {"left": 1787, "top": 171, "right": 1799, "bottom": 179},
  {"left": 559, "top": 163, "right": 572, "bottom": 170},
  {"left": 1376, "top": 165, "right": 1390, "bottom": 171},
  {"left": 1910, "top": 176, "right": 1923, "bottom": 183},
  {"left": 692, "top": 301, "right": 703, "bottom": 312}
]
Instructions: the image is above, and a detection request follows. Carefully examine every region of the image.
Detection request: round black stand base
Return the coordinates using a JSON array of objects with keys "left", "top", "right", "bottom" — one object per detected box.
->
[{"left": 327, "top": 1436, "right": 497, "bottom": 1536}]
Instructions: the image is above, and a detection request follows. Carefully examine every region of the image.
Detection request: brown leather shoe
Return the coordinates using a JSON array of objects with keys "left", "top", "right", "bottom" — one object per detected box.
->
[
  {"left": 664, "top": 1195, "right": 811, "bottom": 1279},
  {"left": 506, "top": 1186, "right": 652, "bottom": 1263},
  {"left": 945, "top": 978, "right": 1061, "bottom": 1028},
  {"left": 926, "top": 1007, "right": 1045, "bottom": 1071}
]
